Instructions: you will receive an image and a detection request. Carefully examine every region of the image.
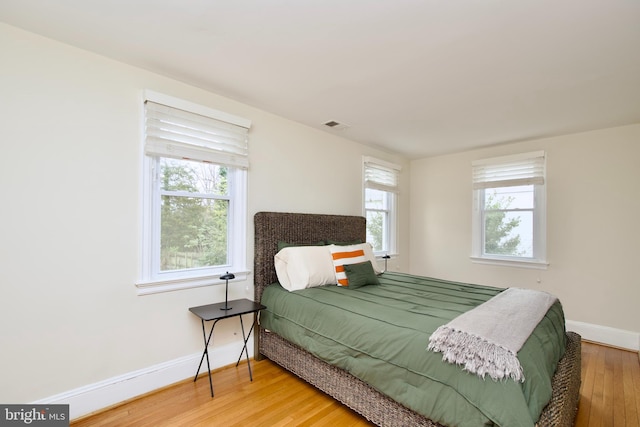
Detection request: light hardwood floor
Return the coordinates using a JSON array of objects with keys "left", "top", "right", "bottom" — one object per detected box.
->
[{"left": 71, "top": 341, "right": 639, "bottom": 426}]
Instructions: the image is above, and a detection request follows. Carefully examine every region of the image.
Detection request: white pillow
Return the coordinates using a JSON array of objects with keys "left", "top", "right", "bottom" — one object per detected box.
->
[
  {"left": 274, "top": 246, "right": 336, "bottom": 291},
  {"left": 328, "top": 243, "right": 382, "bottom": 286}
]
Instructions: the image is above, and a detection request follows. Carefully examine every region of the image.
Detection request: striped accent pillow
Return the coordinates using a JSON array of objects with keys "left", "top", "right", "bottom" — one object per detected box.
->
[{"left": 329, "top": 243, "right": 377, "bottom": 286}]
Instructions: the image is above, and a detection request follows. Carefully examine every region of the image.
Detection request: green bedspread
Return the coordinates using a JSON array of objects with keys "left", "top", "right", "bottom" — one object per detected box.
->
[{"left": 260, "top": 272, "right": 566, "bottom": 427}]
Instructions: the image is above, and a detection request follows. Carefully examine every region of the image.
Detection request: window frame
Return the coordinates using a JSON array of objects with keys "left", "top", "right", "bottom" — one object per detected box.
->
[
  {"left": 363, "top": 156, "right": 400, "bottom": 257},
  {"left": 136, "top": 91, "right": 250, "bottom": 295},
  {"left": 470, "top": 151, "right": 548, "bottom": 269}
]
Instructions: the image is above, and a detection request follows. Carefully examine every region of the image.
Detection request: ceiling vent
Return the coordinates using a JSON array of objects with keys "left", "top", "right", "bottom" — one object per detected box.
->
[{"left": 323, "top": 120, "right": 350, "bottom": 131}]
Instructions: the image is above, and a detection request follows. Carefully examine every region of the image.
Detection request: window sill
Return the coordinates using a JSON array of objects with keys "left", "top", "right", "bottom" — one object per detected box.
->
[
  {"left": 135, "top": 271, "right": 250, "bottom": 296},
  {"left": 470, "top": 256, "right": 549, "bottom": 270}
]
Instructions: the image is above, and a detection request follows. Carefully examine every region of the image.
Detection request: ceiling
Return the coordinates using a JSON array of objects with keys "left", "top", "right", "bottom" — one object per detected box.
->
[{"left": 2, "top": 0, "right": 639, "bottom": 159}]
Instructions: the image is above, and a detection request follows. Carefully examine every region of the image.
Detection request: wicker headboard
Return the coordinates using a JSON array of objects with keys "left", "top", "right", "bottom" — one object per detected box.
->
[{"left": 253, "top": 211, "right": 366, "bottom": 303}]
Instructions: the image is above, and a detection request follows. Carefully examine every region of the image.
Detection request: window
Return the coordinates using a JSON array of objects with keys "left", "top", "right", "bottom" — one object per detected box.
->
[
  {"left": 471, "top": 151, "right": 547, "bottom": 268},
  {"left": 363, "top": 157, "right": 400, "bottom": 256},
  {"left": 137, "top": 91, "right": 250, "bottom": 295}
]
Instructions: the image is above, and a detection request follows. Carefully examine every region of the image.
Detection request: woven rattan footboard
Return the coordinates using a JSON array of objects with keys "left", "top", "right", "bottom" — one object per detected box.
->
[{"left": 253, "top": 211, "right": 581, "bottom": 426}]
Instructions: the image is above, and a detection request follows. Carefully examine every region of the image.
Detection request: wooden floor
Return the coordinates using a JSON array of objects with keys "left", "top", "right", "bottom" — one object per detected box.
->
[
  {"left": 72, "top": 341, "right": 639, "bottom": 427},
  {"left": 575, "top": 342, "right": 640, "bottom": 427}
]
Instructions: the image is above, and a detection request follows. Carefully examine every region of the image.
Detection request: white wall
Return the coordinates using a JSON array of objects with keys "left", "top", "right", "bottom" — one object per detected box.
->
[
  {"left": 0, "top": 22, "right": 409, "bottom": 412},
  {"left": 410, "top": 125, "right": 640, "bottom": 343}
]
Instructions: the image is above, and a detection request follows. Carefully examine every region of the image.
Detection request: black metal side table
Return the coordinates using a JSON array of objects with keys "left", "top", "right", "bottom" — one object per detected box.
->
[{"left": 189, "top": 298, "right": 266, "bottom": 397}]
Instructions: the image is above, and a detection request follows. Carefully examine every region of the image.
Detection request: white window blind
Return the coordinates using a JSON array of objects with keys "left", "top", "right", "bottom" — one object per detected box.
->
[
  {"left": 144, "top": 99, "right": 250, "bottom": 169},
  {"left": 472, "top": 151, "right": 545, "bottom": 189},
  {"left": 364, "top": 157, "right": 401, "bottom": 193}
]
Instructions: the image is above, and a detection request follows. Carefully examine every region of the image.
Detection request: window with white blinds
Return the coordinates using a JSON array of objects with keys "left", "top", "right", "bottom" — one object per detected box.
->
[
  {"left": 471, "top": 151, "right": 548, "bottom": 268},
  {"left": 472, "top": 151, "right": 545, "bottom": 189},
  {"left": 363, "top": 157, "right": 401, "bottom": 257},
  {"left": 364, "top": 158, "right": 400, "bottom": 193},
  {"left": 137, "top": 91, "right": 250, "bottom": 295},
  {"left": 144, "top": 96, "right": 250, "bottom": 169}
]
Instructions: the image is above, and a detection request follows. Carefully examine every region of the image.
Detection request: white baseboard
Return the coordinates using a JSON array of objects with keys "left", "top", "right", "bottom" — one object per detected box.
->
[
  {"left": 32, "top": 340, "right": 252, "bottom": 421},
  {"left": 566, "top": 319, "right": 639, "bottom": 351}
]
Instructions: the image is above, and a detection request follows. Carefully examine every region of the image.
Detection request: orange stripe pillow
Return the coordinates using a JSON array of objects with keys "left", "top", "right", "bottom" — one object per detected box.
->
[{"left": 329, "top": 243, "right": 378, "bottom": 286}]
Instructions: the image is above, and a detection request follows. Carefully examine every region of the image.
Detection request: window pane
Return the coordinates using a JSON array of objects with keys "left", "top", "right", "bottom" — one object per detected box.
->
[
  {"left": 484, "top": 210, "right": 533, "bottom": 257},
  {"left": 365, "top": 188, "right": 389, "bottom": 210},
  {"left": 484, "top": 185, "right": 533, "bottom": 210},
  {"left": 366, "top": 210, "right": 387, "bottom": 252},
  {"left": 160, "top": 157, "right": 228, "bottom": 196},
  {"left": 160, "top": 196, "right": 229, "bottom": 271}
]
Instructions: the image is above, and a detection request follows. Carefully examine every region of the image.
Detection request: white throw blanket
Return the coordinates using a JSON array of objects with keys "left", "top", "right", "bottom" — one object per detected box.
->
[{"left": 427, "top": 287, "right": 557, "bottom": 382}]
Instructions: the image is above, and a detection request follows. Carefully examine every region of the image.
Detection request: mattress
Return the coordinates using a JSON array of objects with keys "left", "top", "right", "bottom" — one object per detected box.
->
[{"left": 259, "top": 271, "right": 567, "bottom": 427}]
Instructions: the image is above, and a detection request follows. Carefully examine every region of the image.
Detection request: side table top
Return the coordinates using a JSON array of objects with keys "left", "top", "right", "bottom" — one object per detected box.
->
[{"left": 189, "top": 298, "right": 266, "bottom": 321}]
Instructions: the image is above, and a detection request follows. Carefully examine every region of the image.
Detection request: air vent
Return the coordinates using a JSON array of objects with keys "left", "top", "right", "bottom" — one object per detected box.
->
[{"left": 323, "top": 120, "right": 350, "bottom": 131}]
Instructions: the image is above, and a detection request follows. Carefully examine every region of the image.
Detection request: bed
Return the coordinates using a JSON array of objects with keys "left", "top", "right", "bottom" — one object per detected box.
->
[{"left": 253, "top": 211, "right": 581, "bottom": 427}]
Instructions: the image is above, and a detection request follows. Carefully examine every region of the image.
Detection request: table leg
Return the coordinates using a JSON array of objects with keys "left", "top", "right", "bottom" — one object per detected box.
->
[
  {"left": 236, "top": 314, "right": 256, "bottom": 381},
  {"left": 194, "top": 319, "right": 218, "bottom": 397}
]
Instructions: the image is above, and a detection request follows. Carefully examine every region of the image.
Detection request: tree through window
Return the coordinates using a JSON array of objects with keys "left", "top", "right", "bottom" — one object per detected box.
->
[{"left": 159, "top": 158, "right": 230, "bottom": 271}]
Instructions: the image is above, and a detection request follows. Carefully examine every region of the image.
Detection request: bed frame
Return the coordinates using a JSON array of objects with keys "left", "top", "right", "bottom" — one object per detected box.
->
[{"left": 253, "top": 211, "right": 581, "bottom": 426}]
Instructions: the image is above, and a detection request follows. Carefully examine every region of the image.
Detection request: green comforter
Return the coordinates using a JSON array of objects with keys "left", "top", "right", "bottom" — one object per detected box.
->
[{"left": 260, "top": 272, "right": 566, "bottom": 427}]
